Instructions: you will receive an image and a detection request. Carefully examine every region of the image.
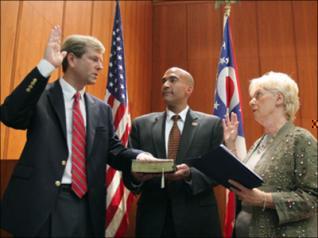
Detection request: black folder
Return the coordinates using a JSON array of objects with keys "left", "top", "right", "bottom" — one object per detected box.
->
[{"left": 187, "top": 144, "right": 263, "bottom": 189}]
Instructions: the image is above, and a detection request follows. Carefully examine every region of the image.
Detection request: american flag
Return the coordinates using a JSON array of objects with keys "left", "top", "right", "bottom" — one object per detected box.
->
[
  {"left": 104, "top": 1, "right": 134, "bottom": 237},
  {"left": 213, "top": 13, "right": 247, "bottom": 238}
]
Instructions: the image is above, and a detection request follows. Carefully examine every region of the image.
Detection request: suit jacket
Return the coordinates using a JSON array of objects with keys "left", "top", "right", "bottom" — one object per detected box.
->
[
  {"left": 124, "top": 110, "right": 224, "bottom": 237},
  {"left": 238, "top": 122, "right": 317, "bottom": 237},
  {"left": 0, "top": 67, "right": 139, "bottom": 237}
]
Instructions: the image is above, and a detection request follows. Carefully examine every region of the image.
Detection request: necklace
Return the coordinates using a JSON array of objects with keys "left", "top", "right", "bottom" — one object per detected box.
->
[{"left": 256, "top": 134, "right": 274, "bottom": 154}]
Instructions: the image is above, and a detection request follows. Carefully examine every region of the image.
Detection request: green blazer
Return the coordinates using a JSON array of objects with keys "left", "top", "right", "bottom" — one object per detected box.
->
[{"left": 240, "top": 122, "right": 317, "bottom": 237}]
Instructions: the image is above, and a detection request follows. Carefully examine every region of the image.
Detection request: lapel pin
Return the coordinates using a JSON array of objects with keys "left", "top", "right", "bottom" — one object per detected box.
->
[{"left": 192, "top": 122, "right": 198, "bottom": 126}]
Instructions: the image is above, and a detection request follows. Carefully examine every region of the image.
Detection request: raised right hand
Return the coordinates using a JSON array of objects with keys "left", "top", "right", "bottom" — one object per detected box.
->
[
  {"left": 44, "top": 25, "right": 67, "bottom": 67},
  {"left": 222, "top": 112, "right": 239, "bottom": 149}
]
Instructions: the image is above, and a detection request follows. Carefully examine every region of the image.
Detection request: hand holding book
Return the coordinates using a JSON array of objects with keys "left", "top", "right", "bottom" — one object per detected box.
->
[{"left": 131, "top": 157, "right": 191, "bottom": 188}]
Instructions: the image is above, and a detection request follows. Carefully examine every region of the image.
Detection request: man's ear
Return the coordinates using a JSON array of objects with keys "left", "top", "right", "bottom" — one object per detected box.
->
[
  {"left": 276, "top": 92, "right": 284, "bottom": 106},
  {"left": 67, "top": 52, "right": 76, "bottom": 68},
  {"left": 186, "top": 86, "right": 193, "bottom": 95}
]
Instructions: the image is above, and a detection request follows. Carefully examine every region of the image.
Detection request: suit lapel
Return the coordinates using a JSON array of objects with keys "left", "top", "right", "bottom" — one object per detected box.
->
[
  {"left": 85, "top": 93, "right": 98, "bottom": 159},
  {"left": 176, "top": 109, "right": 199, "bottom": 163},
  {"left": 47, "top": 80, "right": 67, "bottom": 142},
  {"left": 152, "top": 112, "right": 166, "bottom": 158}
]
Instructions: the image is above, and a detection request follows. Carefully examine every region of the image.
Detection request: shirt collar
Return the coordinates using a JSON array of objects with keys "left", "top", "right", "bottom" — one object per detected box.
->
[
  {"left": 166, "top": 106, "right": 189, "bottom": 122},
  {"left": 59, "top": 78, "right": 85, "bottom": 101}
]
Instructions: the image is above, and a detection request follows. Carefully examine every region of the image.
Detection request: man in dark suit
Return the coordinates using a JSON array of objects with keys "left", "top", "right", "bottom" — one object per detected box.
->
[
  {"left": 0, "top": 25, "right": 154, "bottom": 237},
  {"left": 124, "top": 67, "right": 224, "bottom": 237}
]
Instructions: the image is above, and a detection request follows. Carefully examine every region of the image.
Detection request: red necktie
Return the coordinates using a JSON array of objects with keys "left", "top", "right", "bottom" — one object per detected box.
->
[
  {"left": 71, "top": 92, "right": 87, "bottom": 198},
  {"left": 168, "top": 115, "right": 181, "bottom": 160}
]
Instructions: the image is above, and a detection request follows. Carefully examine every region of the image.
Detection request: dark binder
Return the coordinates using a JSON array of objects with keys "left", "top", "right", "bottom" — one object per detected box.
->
[{"left": 187, "top": 144, "right": 263, "bottom": 189}]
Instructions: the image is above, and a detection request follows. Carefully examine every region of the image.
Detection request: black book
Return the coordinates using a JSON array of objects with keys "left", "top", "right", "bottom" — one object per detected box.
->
[{"left": 187, "top": 144, "right": 263, "bottom": 189}]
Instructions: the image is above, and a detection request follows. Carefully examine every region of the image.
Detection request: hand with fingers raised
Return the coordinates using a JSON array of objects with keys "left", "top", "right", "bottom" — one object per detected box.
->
[{"left": 44, "top": 25, "right": 67, "bottom": 67}]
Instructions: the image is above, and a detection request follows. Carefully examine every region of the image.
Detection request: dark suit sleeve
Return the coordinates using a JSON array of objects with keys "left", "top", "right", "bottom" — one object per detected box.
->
[
  {"left": 1, "top": 67, "right": 49, "bottom": 129},
  {"left": 106, "top": 106, "right": 141, "bottom": 173},
  {"left": 186, "top": 117, "right": 224, "bottom": 195},
  {"left": 122, "top": 119, "right": 145, "bottom": 193}
]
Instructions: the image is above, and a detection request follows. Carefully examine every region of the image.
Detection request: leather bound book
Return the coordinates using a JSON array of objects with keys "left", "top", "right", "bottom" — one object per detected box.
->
[{"left": 131, "top": 159, "right": 176, "bottom": 173}]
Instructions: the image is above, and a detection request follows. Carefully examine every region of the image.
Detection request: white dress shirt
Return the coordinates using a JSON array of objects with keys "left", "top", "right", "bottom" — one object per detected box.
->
[{"left": 37, "top": 59, "right": 86, "bottom": 184}]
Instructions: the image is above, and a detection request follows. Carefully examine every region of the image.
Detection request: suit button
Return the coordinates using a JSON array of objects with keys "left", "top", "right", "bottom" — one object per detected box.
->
[
  {"left": 61, "top": 160, "right": 66, "bottom": 166},
  {"left": 31, "top": 78, "right": 38, "bottom": 85},
  {"left": 55, "top": 180, "right": 61, "bottom": 187}
]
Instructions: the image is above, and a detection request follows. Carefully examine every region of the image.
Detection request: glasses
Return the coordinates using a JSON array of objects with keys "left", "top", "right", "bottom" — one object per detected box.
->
[{"left": 250, "top": 88, "right": 279, "bottom": 101}]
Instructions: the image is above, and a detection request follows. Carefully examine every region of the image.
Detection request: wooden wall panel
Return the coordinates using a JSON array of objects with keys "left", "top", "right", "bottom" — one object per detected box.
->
[
  {"left": 256, "top": 1, "right": 304, "bottom": 128},
  {"left": 292, "top": 1, "right": 318, "bottom": 136},
  {"left": 1, "top": 0, "right": 317, "bottom": 237},
  {"left": 152, "top": 4, "right": 188, "bottom": 111},
  {"left": 187, "top": 2, "right": 222, "bottom": 114},
  {"left": 0, "top": 1, "right": 20, "bottom": 162},
  {"left": 230, "top": 1, "right": 263, "bottom": 147},
  {"left": 4, "top": 1, "right": 64, "bottom": 159},
  {"left": 121, "top": 1, "right": 153, "bottom": 118},
  {"left": 88, "top": 1, "right": 114, "bottom": 99}
]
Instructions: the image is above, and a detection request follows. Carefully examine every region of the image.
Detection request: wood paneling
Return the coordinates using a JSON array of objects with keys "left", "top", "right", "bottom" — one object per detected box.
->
[
  {"left": 1, "top": 0, "right": 317, "bottom": 237},
  {"left": 0, "top": 1, "right": 20, "bottom": 163},
  {"left": 292, "top": 1, "right": 318, "bottom": 135}
]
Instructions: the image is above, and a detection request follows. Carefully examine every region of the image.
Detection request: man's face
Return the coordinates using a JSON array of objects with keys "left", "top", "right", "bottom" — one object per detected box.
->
[
  {"left": 161, "top": 68, "right": 193, "bottom": 107},
  {"left": 72, "top": 47, "right": 104, "bottom": 85}
]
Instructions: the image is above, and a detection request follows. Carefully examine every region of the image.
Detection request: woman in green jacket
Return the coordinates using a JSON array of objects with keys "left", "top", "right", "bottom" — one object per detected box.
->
[{"left": 224, "top": 71, "right": 317, "bottom": 237}]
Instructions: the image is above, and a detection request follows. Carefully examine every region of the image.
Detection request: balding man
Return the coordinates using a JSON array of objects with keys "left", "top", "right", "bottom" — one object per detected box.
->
[{"left": 124, "top": 67, "right": 223, "bottom": 237}]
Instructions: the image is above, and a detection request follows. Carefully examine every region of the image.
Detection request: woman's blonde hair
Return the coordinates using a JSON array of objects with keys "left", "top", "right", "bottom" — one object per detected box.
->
[{"left": 249, "top": 71, "right": 300, "bottom": 121}]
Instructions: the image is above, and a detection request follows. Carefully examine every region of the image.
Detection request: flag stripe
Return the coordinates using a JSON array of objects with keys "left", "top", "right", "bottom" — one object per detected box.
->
[
  {"left": 106, "top": 168, "right": 121, "bottom": 208},
  {"left": 106, "top": 177, "right": 125, "bottom": 226}
]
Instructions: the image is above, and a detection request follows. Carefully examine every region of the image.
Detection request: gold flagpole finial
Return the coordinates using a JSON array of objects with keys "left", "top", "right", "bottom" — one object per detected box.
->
[
  {"left": 215, "top": 0, "right": 238, "bottom": 17},
  {"left": 224, "top": 2, "right": 231, "bottom": 17}
]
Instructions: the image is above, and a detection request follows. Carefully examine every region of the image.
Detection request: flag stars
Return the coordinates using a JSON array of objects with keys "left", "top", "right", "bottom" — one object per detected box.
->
[
  {"left": 222, "top": 41, "right": 226, "bottom": 50},
  {"left": 116, "top": 37, "right": 121, "bottom": 42},
  {"left": 214, "top": 101, "right": 219, "bottom": 110},
  {"left": 219, "top": 57, "right": 229, "bottom": 65}
]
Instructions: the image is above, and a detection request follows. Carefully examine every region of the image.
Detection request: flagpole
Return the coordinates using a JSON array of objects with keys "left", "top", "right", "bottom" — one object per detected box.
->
[{"left": 224, "top": 3, "right": 231, "bottom": 116}]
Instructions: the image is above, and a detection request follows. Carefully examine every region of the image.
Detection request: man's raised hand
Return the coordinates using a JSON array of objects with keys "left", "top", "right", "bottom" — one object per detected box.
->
[{"left": 44, "top": 25, "right": 67, "bottom": 67}]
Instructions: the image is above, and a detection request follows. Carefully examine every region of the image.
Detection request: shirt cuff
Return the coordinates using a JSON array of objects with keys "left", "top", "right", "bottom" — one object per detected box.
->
[{"left": 37, "top": 59, "right": 56, "bottom": 78}]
